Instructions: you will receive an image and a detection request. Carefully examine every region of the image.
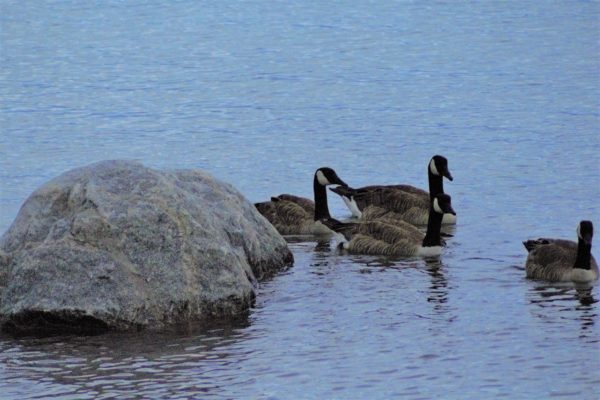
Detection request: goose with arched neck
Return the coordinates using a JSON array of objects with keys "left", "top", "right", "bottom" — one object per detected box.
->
[{"left": 330, "top": 155, "right": 456, "bottom": 225}]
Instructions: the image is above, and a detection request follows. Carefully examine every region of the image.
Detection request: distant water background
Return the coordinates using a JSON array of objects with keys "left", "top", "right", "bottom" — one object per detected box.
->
[{"left": 1, "top": 1, "right": 599, "bottom": 399}]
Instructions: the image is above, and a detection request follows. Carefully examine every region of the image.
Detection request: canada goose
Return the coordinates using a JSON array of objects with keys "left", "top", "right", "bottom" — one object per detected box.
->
[
  {"left": 323, "top": 193, "right": 456, "bottom": 257},
  {"left": 523, "top": 220, "right": 598, "bottom": 283},
  {"left": 255, "top": 167, "right": 348, "bottom": 235},
  {"left": 330, "top": 155, "right": 455, "bottom": 225}
]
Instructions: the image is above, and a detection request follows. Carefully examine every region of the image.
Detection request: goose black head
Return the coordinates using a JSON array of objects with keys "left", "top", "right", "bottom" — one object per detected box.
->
[
  {"left": 429, "top": 155, "right": 453, "bottom": 181},
  {"left": 577, "top": 220, "right": 594, "bottom": 246},
  {"left": 432, "top": 193, "right": 456, "bottom": 215},
  {"left": 315, "top": 167, "right": 348, "bottom": 187}
]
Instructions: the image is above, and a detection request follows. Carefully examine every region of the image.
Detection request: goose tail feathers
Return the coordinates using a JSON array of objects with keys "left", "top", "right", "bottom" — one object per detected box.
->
[{"left": 523, "top": 238, "right": 550, "bottom": 252}]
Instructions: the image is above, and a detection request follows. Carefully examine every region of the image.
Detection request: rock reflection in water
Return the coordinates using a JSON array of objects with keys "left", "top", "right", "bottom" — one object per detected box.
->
[{"left": 0, "top": 318, "right": 251, "bottom": 399}]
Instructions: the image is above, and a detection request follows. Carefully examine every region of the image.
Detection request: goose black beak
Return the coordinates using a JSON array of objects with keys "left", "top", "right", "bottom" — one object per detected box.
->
[
  {"left": 582, "top": 233, "right": 593, "bottom": 246},
  {"left": 444, "top": 169, "right": 454, "bottom": 181},
  {"left": 445, "top": 205, "right": 456, "bottom": 215},
  {"left": 334, "top": 176, "right": 348, "bottom": 187}
]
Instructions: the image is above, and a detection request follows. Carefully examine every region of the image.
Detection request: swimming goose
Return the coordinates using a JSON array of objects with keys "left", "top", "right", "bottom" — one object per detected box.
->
[
  {"left": 255, "top": 167, "right": 348, "bottom": 235},
  {"left": 323, "top": 193, "right": 456, "bottom": 257},
  {"left": 330, "top": 155, "right": 456, "bottom": 225},
  {"left": 523, "top": 220, "right": 598, "bottom": 283}
]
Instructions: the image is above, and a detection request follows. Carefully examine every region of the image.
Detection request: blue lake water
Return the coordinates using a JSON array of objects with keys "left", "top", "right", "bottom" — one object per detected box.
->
[{"left": 1, "top": 1, "right": 599, "bottom": 398}]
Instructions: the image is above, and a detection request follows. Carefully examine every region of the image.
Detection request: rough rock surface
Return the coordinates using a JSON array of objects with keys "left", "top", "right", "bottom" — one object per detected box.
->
[{"left": 0, "top": 161, "right": 293, "bottom": 334}]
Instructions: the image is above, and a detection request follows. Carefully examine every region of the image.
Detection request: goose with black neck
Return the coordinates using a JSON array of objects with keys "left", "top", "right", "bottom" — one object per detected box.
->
[{"left": 255, "top": 167, "right": 348, "bottom": 236}]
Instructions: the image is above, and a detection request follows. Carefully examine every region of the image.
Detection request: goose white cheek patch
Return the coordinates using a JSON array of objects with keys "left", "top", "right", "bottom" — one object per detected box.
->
[
  {"left": 433, "top": 198, "right": 444, "bottom": 214},
  {"left": 429, "top": 159, "right": 440, "bottom": 176},
  {"left": 316, "top": 170, "right": 330, "bottom": 186}
]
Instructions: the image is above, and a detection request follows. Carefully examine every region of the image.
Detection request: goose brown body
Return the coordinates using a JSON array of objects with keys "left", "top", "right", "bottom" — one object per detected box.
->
[
  {"left": 254, "top": 197, "right": 323, "bottom": 235},
  {"left": 323, "top": 193, "right": 456, "bottom": 257},
  {"left": 524, "top": 221, "right": 598, "bottom": 283}
]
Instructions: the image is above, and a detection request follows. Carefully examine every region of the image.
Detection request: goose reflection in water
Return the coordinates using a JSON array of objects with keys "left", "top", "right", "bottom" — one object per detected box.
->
[
  {"left": 529, "top": 283, "right": 597, "bottom": 306},
  {"left": 574, "top": 285, "right": 596, "bottom": 306},
  {"left": 424, "top": 258, "right": 450, "bottom": 306},
  {"left": 422, "top": 258, "right": 458, "bottom": 326},
  {"left": 528, "top": 284, "right": 597, "bottom": 339}
]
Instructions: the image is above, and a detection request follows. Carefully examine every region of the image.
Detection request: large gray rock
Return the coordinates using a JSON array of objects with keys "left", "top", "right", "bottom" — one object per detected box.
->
[{"left": 0, "top": 161, "right": 293, "bottom": 334}]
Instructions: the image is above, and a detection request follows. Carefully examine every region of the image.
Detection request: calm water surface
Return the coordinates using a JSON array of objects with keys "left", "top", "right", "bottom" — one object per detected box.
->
[{"left": 1, "top": 1, "right": 599, "bottom": 399}]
